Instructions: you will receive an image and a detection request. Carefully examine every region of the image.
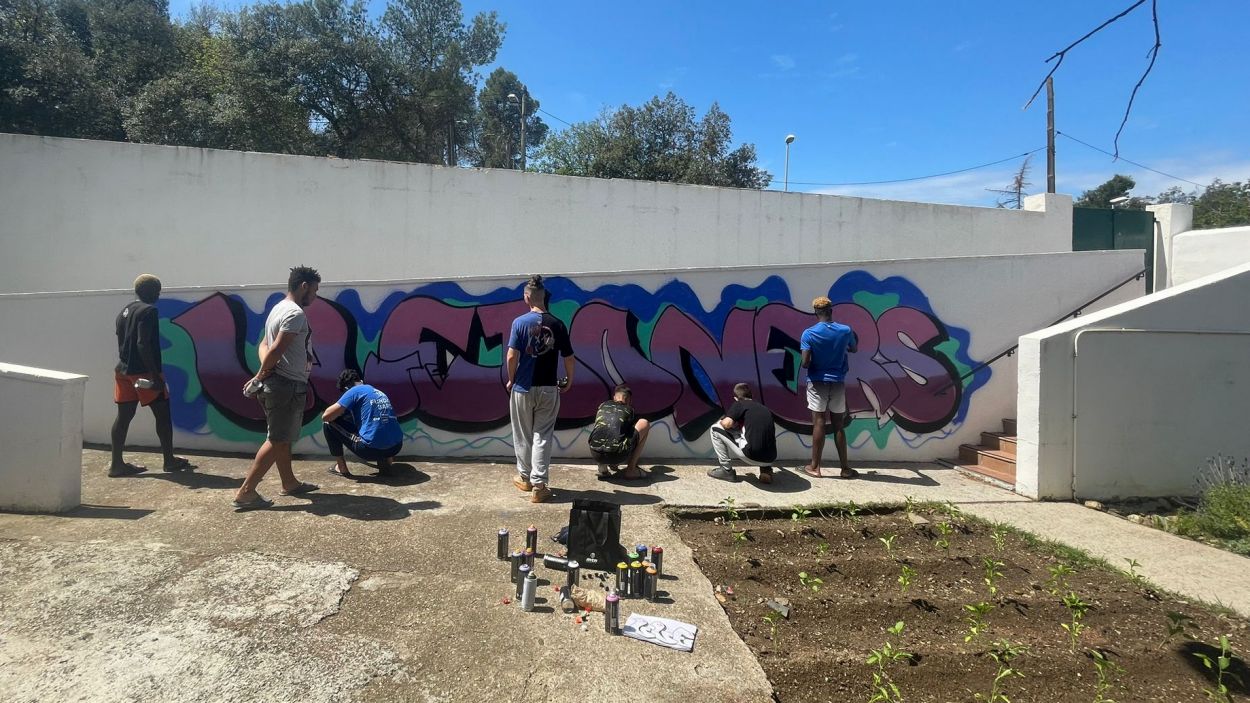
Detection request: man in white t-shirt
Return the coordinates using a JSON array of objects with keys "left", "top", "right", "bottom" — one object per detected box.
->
[{"left": 233, "top": 266, "right": 322, "bottom": 510}]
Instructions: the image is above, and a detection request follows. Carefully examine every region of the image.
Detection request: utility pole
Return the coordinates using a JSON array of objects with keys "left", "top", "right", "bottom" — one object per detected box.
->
[
  {"left": 1046, "top": 77, "right": 1056, "bottom": 194},
  {"left": 507, "top": 92, "right": 527, "bottom": 171}
]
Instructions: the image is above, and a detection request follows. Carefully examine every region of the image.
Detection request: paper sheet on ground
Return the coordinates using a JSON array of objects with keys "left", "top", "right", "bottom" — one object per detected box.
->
[{"left": 622, "top": 613, "right": 697, "bottom": 652}]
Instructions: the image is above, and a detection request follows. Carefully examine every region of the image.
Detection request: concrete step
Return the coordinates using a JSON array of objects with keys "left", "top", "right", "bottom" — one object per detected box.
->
[
  {"left": 1002, "top": 418, "right": 1017, "bottom": 436},
  {"left": 959, "top": 444, "right": 1017, "bottom": 474},
  {"left": 980, "top": 432, "right": 1017, "bottom": 456},
  {"left": 938, "top": 459, "right": 1016, "bottom": 491}
]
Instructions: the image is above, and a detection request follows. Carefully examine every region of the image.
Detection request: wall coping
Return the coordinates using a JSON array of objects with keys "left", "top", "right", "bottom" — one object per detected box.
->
[{"left": 0, "top": 362, "right": 88, "bottom": 386}]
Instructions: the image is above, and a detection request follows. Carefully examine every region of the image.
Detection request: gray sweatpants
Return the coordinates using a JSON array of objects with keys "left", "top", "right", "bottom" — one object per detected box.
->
[
  {"left": 710, "top": 426, "right": 771, "bottom": 470},
  {"left": 510, "top": 387, "right": 560, "bottom": 486}
]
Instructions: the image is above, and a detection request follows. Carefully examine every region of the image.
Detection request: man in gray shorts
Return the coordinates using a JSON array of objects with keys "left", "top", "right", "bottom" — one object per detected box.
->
[
  {"left": 233, "top": 266, "right": 323, "bottom": 510},
  {"left": 800, "top": 296, "right": 859, "bottom": 479}
]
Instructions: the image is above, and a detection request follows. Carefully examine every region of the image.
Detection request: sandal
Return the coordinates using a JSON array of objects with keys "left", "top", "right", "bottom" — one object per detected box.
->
[
  {"left": 801, "top": 465, "right": 823, "bottom": 479},
  {"left": 327, "top": 465, "right": 354, "bottom": 479},
  {"left": 162, "top": 456, "right": 194, "bottom": 472},
  {"left": 280, "top": 482, "right": 320, "bottom": 496},
  {"left": 107, "top": 462, "right": 147, "bottom": 478},
  {"left": 838, "top": 468, "right": 860, "bottom": 479},
  {"left": 232, "top": 493, "right": 274, "bottom": 511}
]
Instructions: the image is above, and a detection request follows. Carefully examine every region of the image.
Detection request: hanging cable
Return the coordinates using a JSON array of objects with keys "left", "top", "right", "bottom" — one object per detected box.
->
[
  {"left": 785, "top": 147, "right": 1046, "bottom": 187},
  {"left": 1057, "top": 131, "right": 1208, "bottom": 188}
]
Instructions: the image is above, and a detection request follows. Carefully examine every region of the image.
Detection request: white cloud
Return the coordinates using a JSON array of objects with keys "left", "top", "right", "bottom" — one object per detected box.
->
[
  {"left": 771, "top": 54, "right": 796, "bottom": 71},
  {"left": 808, "top": 168, "right": 1020, "bottom": 207},
  {"left": 1059, "top": 151, "right": 1250, "bottom": 197}
]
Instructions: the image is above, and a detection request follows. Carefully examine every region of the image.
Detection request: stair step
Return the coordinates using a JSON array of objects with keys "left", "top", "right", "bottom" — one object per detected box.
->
[
  {"left": 980, "top": 432, "right": 1017, "bottom": 456},
  {"left": 1002, "top": 418, "right": 1017, "bottom": 435},
  {"left": 959, "top": 444, "right": 1017, "bottom": 473},
  {"left": 940, "top": 459, "right": 1016, "bottom": 489}
]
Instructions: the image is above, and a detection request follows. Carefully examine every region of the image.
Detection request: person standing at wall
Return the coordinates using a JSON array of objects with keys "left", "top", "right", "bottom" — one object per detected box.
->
[
  {"left": 109, "top": 274, "right": 193, "bottom": 477},
  {"left": 232, "top": 266, "right": 323, "bottom": 510},
  {"left": 707, "top": 383, "right": 777, "bottom": 483},
  {"left": 801, "top": 296, "right": 860, "bottom": 479},
  {"left": 588, "top": 383, "right": 650, "bottom": 481},
  {"left": 322, "top": 369, "right": 403, "bottom": 479},
  {"left": 506, "top": 275, "right": 575, "bottom": 503}
]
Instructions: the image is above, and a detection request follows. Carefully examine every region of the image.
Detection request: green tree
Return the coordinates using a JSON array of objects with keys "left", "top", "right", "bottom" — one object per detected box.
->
[
  {"left": 536, "top": 92, "right": 771, "bottom": 188},
  {"left": 470, "top": 67, "right": 547, "bottom": 168},
  {"left": 1074, "top": 174, "right": 1149, "bottom": 209},
  {"left": 1192, "top": 179, "right": 1250, "bottom": 229}
]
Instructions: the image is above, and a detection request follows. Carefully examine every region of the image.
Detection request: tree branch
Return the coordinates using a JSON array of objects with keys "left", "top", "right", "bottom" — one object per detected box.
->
[
  {"left": 1023, "top": 0, "right": 1148, "bottom": 110},
  {"left": 1113, "top": 0, "right": 1161, "bottom": 158}
]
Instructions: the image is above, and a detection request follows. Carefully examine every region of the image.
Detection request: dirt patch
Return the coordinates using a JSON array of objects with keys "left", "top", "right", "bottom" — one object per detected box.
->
[{"left": 672, "top": 507, "right": 1250, "bottom": 703}]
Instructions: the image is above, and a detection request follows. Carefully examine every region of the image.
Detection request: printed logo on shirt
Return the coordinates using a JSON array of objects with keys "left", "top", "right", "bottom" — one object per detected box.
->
[{"left": 524, "top": 323, "right": 555, "bottom": 357}]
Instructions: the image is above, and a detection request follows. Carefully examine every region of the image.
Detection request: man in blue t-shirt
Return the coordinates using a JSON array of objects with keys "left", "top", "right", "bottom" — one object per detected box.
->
[
  {"left": 321, "top": 369, "right": 404, "bottom": 479},
  {"left": 506, "top": 275, "right": 576, "bottom": 503},
  {"left": 800, "top": 296, "right": 859, "bottom": 479}
]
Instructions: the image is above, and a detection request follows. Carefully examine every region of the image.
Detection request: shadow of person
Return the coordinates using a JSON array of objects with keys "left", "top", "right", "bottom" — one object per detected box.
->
[
  {"left": 740, "top": 467, "right": 812, "bottom": 493},
  {"left": 61, "top": 504, "right": 154, "bottom": 520},
  {"left": 138, "top": 470, "right": 243, "bottom": 491},
  {"left": 348, "top": 463, "right": 430, "bottom": 487},
  {"left": 1180, "top": 640, "right": 1250, "bottom": 695},
  {"left": 271, "top": 493, "right": 441, "bottom": 521},
  {"left": 545, "top": 487, "right": 663, "bottom": 507},
  {"left": 851, "top": 469, "right": 940, "bottom": 487}
]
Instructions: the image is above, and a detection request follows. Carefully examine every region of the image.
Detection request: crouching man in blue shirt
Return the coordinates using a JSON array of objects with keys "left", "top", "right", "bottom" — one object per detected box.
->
[{"left": 322, "top": 370, "right": 404, "bottom": 478}]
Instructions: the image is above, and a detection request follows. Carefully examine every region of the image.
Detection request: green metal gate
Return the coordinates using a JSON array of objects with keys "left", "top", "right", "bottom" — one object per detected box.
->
[{"left": 1072, "top": 207, "right": 1155, "bottom": 292}]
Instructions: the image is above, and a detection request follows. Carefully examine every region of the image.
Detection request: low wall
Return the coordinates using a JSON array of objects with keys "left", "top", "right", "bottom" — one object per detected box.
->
[
  {"left": 0, "top": 363, "right": 87, "bottom": 512},
  {"left": 0, "top": 253, "right": 1143, "bottom": 463},
  {"left": 1017, "top": 262, "right": 1250, "bottom": 500},
  {"left": 1171, "top": 224, "right": 1250, "bottom": 287},
  {"left": 0, "top": 133, "right": 1073, "bottom": 294}
]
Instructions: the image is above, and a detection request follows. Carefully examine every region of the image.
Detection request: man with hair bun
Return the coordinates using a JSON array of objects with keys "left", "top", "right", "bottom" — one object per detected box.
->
[
  {"left": 506, "top": 274, "right": 576, "bottom": 503},
  {"left": 109, "top": 274, "right": 192, "bottom": 477},
  {"left": 801, "top": 295, "right": 859, "bottom": 479}
]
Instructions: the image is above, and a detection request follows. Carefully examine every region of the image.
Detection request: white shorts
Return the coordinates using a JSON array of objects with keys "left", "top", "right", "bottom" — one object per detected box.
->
[{"left": 807, "top": 381, "right": 847, "bottom": 414}]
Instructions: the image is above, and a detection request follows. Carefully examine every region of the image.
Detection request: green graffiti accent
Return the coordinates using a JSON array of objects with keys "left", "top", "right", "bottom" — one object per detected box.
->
[
  {"left": 356, "top": 329, "right": 379, "bottom": 370},
  {"left": 441, "top": 298, "right": 482, "bottom": 308},
  {"left": 734, "top": 296, "right": 770, "bottom": 310},
  {"left": 785, "top": 348, "right": 802, "bottom": 392},
  {"left": 852, "top": 291, "right": 900, "bottom": 320},
  {"left": 845, "top": 417, "right": 897, "bottom": 450},
  {"left": 634, "top": 304, "right": 667, "bottom": 359},
  {"left": 244, "top": 341, "right": 260, "bottom": 371},
  {"left": 932, "top": 338, "right": 973, "bottom": 381},
  {"left": 400, "top": 417, "right": 420, "bottom": 434},
  {"left": 477, "top": 337, "right": 503, "bottom": 366},
  {"left": 159, "top": 320, "right": 201, "bottom": 402},
  {"left": 548, "top": 300, "right": 578, "bottom": 328},
  {"left": 206, "top": 405, "right": 266, "bottom": 444}
]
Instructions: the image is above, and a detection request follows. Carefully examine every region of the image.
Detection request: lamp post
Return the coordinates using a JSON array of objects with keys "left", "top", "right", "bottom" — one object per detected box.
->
[
  {"left": 784, "top": 134, "right": 796, "bottom": 192},
  {"left": 507, "top": 92, "right": 527, "bottom": 171}
]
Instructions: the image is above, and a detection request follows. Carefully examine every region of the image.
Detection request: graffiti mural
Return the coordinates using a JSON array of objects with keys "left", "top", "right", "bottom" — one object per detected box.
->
[{"left": 155, "top": 272, "right": 989, "bottom": 452}]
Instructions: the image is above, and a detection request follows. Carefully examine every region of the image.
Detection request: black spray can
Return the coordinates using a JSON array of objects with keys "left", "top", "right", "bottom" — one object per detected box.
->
[
  {"left": 615, "top": 562, "right": 629, "bottom": 593},
  {"left": 524, "top": 548, "right": 535, "bottom": 570},
  {"left": 516, "top": 564, "right": 530, "bottom": 601},
  {"left": 558, "top": 585, "right": 577, "bottom": 613},
  {"left": 525, "top": 525, "right": 538, "bottom": 552},
  {"left": 645, "top": 566, "right": 659, "bottom": 602},
  {"left": 605, "top": 591, "right": 621, "bottom": 635},
  {"left": 566, "top": 560, "right": 580, "bottom": 589},
  {"left": 496, "top": 529, "right": 510, "bottom": 560},
  {"left": 521, "top": 570, "right": 537, "bottom": 612},
  {"left": 543, "top": 554, "right": 569, "bottom": 571},
  {"left": 630, "top": 560, "right": 644, "bottom": 597},
  {"left": 636, "top": 544, "right": 648, "bottom": 563},
  {"left": 510, "top": 551, "right": 523, "bottom": 583}
]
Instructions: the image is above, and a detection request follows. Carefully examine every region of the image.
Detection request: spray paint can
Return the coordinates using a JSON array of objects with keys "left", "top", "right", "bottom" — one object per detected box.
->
[
  {"left": 510, "top": 551, "right": 523, "bottom": 583},
  {"left": 524, "top": 547, "right": 535, "bottom": 570},
  {"left": 626, "top": 550, "right": 639, "bottom": 565},
  {"left": 543, "top": 554, "right": 569, "bottom": 571},
  {"left": 630, "top": 560, "right": 644, "bottom": 597},
  {"left": 651, "top": 546, "right": 664, "bottom": 576},
  {"left": 615, "top": 562, "right": 629, "bottom": 593},
  {"left": 566, "top": 560, "right": 580, "bottom": 589},
  {"left": 605, "top": 591, "right": 621, "bottom": 635},
  {"left": 525, "top": 525, "right": 538, "bottom": 552},
  {"left": 636, "top": 544, "right": 648, "bottom": 563},
  {"left": 558, "top": 585, "right": 577, "bottom": 613},
  {"left": 496, "top": 529, "right": 510, "bottom": 560},
  {"left": 516, "top": 564, "right": 530, "bottom": 601},
  {"left": 645, "top": 566, "right": 659, "bottom": 602},
  {"left": 521, "top": 570, "right": 537, "bottom": 612}
]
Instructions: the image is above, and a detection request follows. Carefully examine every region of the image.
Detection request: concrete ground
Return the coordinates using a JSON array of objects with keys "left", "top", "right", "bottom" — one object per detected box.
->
[{"left": 0, "top": 450, "right": 1245, "bottom": 702}]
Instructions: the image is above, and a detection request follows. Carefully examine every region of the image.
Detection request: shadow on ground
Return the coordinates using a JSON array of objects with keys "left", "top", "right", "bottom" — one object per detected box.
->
[{"left": 271, "top": 493, "right": 441, "bottom": 520}]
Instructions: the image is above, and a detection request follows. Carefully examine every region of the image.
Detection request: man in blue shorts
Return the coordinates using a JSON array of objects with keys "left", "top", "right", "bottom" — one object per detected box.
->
[
  {"left": 323, "top": 370, "right": 404, "bottom": 479},
  {"left": 801, "top": 296, "right": 859, "bottom": 479}
]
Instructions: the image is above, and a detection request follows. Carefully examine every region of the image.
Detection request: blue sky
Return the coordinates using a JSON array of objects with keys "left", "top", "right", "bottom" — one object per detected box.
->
[{"left": 170, "top": 1, "right": 1250, "bottom": 206}]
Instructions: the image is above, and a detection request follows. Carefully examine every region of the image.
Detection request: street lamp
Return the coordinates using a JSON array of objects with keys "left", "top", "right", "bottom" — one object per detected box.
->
[
  {"left": 784, "top": 134, "right": 796, "bottom": 192},
  {"left": 1109, "top": 195, "right": 1130, "bottom": 209},
  {"left": 507, "top": 92, "right": 527, "bottom": 171}
]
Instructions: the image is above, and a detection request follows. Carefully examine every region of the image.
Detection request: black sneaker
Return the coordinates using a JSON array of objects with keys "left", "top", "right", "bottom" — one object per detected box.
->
[{"left": 706, "top": 467, "right": 738, "bottom": 482}]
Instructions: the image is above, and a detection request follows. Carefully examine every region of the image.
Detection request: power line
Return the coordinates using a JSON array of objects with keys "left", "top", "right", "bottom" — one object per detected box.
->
[
  {"left": 536, "top": 107, "right": 575, "bottom": 127},
  {"left": 1056, "top": 131, "right": 1208, "bottom": 188},
  {"left": 786, "top": 147, "right": 1046, "bottom": 188}
]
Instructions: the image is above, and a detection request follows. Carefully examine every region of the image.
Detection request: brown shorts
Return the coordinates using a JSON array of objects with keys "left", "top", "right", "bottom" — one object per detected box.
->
[
  {"left": 114, "top": 372, "right": 169, "bottom": 406},
  {"left": 259, "top": 375, "right": 308, "bottom": 443}
]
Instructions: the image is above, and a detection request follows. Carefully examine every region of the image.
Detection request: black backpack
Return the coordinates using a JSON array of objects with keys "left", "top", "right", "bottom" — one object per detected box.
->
[{"left": 565, "top": 499, "right": 627, "bottom": 571}]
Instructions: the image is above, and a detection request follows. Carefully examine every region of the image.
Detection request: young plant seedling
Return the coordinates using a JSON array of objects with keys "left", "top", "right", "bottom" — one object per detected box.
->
[
  {"left": 942, "top": 500, "right": 965, "bottom": 523},
  {"left": 719, "top": 496, "right": 741, "bottom": 526},
  {"left": 1045, "top": 563, "right": 1074, "bottom": 596},
  {"left": 904, "top": 495, "right": 917, "bottom": 517},
  {"left": 982, "top": 557, "right": 1005, "bottom": 598},
  {"left": 1163, "top": 611, "right": 1197, "bottom": 647},
  {"left": 879, "top": 533, "right": 898, "bottom": 558},
  {"left": 990, "top": 527, "right": 1008, "bottom": 553},
  {"left": 866, "top": 621, "right": 911, "bottom": 703},
  {"left": 845, "top": 500, "right": 863, "bottom": 527},
  {"left": 1124, "top": 558, "right": 1147, "bottom": 589},
  {"left": 798, "top": 571, "right": 823, "bottom": 593},
  {"left": 762, "top": 610, "right": 783, "bottom": 644},
  {"left": 790, "top": 504, "right": 812, "bottom": 526},
  {"left": 1192, "top": 634, "right": 1242, "bottom": 703},
  {"left": 964, "top": 601, "right": 994, "bottom": 643},
  {"left": 934, "top": 521, "right": 954, "bottom": 550},
  {"left": 1061, "top": 591, "right": 1091, "bottom": 653},
  {"left": 1087, "top": 648, "right": 1125, "bottom": 703},
  {"left": 973, "top": 640, "right": 1027, "bottom": 703},
  {"left": 816, "top": 541, "right": 831, "bottom": 556},
  {"left": 731, "top": 529, "right": 748, "bottom": 556},
  {"left": 897, "top": 564, "right": 916, "bottom": 594}
]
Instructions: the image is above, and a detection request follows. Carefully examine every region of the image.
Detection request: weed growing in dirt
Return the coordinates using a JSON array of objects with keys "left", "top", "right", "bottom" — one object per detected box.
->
[
  {"left": 904, "top": 495, "right": 917, "bottom": 517},
  {"left": 934, "top": 521, "right": 953, "bottom": 550},
  {"left": 846, "top": 500, "right": 864, "bottom": 527},
  {"left": 1163, "top": 611, "right": 1197, "bottom": 647},
  {"left": 972, "top": 640, "right": 1027, "bottom": 703},
  {"left": 942, "top": 501, "right": 965, "bottom": 523},
  {"left": 720, "top": 496, "right": 741, "bottom": 526},
  {"left": 964, "top": 601, "right": 994, "bottom": 643},
  {"left": 798, "top": 571, "right": 823, "bottom": 592},
  {"left": 982, "top": 557, "right": 1005, "bottom": 598},
  {"left": 990, "top": 527, "right": 1007, "bottom": 553},
  {"left": 1087, "top": 648, "right": 1125, "bottom": 703},
  {"left": 897, "top": 564, "right": 916, "bottom": 594},
  {"left": 763, "top": 610, "right": 783, "bottom": 644},
  {"left": 1124, "top": 558, "right": 1147, "bottom": 589},
  {"left": 1061, "top": 592, "right": 1091, "bottom": 652},
  {"left": 879, "top": 534, "right": 897, "bottom": 558},
  {"left": 1173, "top": 456, "right": 1250, "bottom": 554},
  {"left": 1045, "top": 563, "right": 1074, "bottom": 595},
  {"left": 791, "top": 505, "right": 812, "bottom": 527},
  {"left": 1192, "top": 634, "right": 1242, "bottom": 702},
  {"left": 731, "top": 529, "right": 748, "bottom": 555},
  {"left": 866, "top": 621, "right": 910, "bottom": 703},
  {"left": 816, "top": 541, "right": 830, "bottom": 556}
]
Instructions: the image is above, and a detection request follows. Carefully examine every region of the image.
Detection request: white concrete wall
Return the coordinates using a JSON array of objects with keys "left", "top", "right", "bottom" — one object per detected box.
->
[
  {"left": 0, "top": 251, "right": 1142, "bottom": 463},
  {"left": 1171, "top": 224, "right": 1250, "bottom": 287},
  {"left": 1146, "top": 203, "right": 1193, "bottom": 289},
  {"left": 0, "top": 133, "right": 1073, "bottom": 294},
  {"left": 0, "top": 363, "right": 87, "bottom": 512},
  {"left": 1017, "top": 262, "right": 1250, "bottom": 500}
]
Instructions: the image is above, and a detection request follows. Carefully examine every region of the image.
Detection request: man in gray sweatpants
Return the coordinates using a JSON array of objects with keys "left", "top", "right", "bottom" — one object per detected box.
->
[{"left": 506, "top": 275, "right": 576, "bottom": 503}]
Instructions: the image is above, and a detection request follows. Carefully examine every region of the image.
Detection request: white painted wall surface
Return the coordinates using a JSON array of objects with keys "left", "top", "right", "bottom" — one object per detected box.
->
[
  {"left": 0, "top": 252, "right": 1142, "bottom": 463},
  {"left": 0, "top": 363, "right": 87, "bottom": 512},
  {"left": 0, "top": 133, "right": 1074, "bottom": 294},
  {"left": 1017, "top": 262, "right": 1250, "bottom": 500},
  {"left": 1170, "top": 225, "right": 1250, "bottom": 287},
  {"left": 1146, "top": 203, "right": 1193, "bottom": 289}
]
